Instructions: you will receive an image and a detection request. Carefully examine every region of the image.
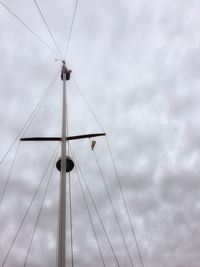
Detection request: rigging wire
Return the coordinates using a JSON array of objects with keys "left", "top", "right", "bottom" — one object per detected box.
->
[
  {"left": 33, "top": 0, "right": 63, "bottom": 58},
  {"left": 23, "top": 143, "right": 60, "bottom": 267},
  {"left": 106, "top": 138, "right": 145, "bottom": 267},
  {"left": 69, "top": 172, "right": 74, "bottom": 267},
  {"left": 0, "top": 1, "right": 59, "bottom": 57},
  {"left": 72, "top": 77, "right": 104, "bottom": 132},
  {"left": 64, "top": 0, "right": 79, "bottom": 59},
  {"left": 0, "top": 71, "right": 59, "bottom": 165},
  {"left": 73, "top": 159, "right": 106, "bottom": 267},
  {"left": 72, "top": 77, "right": 145, "bottom": 267},
  {"left": 0, "top": 141, "right": 21, "bottom": 205},
  {"left": 70, "top": 146, "right": 121, "bottom": 267},
  {"left": 90, "top": 143, "right": 135, "bottom": 267},
  {"left": 20, "top": 72, "right": 59, "bottom": 142},
  {"left": 1, "top": 144, "right": 59, "bottom": 267}
]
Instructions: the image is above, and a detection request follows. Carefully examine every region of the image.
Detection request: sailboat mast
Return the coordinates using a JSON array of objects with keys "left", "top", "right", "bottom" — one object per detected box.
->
[
  {"left": 19, "top": 63, "right": 105, "bottom": 266},
  {"left": 58, "top": 61, "right": 70, "bottom": 267}
]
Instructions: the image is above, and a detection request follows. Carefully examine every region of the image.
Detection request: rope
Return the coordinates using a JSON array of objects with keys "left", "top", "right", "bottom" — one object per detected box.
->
[
  {"left": 69, "top": 172, "right": 74, "bottom": 267},
  {"left": 1, "top": 144, "right": 59, "bottom": 267},
  {"left": 33, "top": 0, "right": 63, "bottom": 58},
  {"left": 72, "top": 78, "right": 145, "bottom": 267},
  {"left": 70, "top": 146, "right": 121, "bottom": 267},
  {"left": 64, "top": 0, "right": 79, "bottom": 59},
  {"left": 23, "top": 143, "right": 60, "bottom": 267},
  {"left": 91, "top": 144, "right": 135, "bottom": 267},
  {"left": 0, "top": 142, "right": 21, "bottom": 205},
  {"left": 74, "top": 162, "right": 106, "bottom": 267},
  {"left": 0, "top": 71, "right": 59, "bottom": 164},
  {"left": 0, "top": 1, "right": 59, "bottom": 57}
]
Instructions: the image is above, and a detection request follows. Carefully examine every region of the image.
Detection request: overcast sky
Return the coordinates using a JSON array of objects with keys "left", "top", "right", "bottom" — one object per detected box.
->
[{"left": 0, "top": 0, "right": 200, "bottom": 266}]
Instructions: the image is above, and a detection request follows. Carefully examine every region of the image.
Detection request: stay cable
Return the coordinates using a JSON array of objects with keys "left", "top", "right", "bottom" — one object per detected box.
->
[{"left": 0, "top": 0, "right": 59, "bottom": 57}]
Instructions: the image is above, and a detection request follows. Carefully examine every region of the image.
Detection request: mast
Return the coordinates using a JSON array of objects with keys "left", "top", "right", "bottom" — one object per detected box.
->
[
  {"left": 58, "top": 61, "right": 71, "bottom": 267},
  {"left": 20, "top": 61, "right": 106, "bottom": 267}
]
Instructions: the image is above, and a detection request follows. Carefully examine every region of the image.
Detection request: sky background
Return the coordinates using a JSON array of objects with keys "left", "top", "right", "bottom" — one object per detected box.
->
[{"left": 0, "top": 0, "right": 200, "bottom": 266}]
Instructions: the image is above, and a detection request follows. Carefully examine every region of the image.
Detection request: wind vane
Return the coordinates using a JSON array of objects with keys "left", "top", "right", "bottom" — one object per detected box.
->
[{"left": 20, "top": 61, "right": 106, "bottom": 267}]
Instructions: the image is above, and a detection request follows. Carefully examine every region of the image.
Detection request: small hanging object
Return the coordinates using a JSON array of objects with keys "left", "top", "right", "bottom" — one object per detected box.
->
[{"left": 91, "top": 140, "right": 96, "bottom": 150}]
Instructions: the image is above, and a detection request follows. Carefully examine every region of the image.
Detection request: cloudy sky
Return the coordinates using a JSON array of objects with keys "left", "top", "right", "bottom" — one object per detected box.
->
[{"left": 0, "top": 0, "right": 200, "bottom": 266}]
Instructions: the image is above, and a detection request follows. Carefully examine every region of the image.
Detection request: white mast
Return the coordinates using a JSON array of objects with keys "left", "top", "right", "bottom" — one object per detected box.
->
[
  {"left": 20, "top": 61, "right": 105, "bottom": 267},
  {"left": 58, "top": 61, "right": 69, "bottom": 267}
]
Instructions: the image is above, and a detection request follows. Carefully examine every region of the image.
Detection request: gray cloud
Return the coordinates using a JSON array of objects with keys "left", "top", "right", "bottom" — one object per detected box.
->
[{"left": 0, "top": 0, "right": 200, "bottom": 266}]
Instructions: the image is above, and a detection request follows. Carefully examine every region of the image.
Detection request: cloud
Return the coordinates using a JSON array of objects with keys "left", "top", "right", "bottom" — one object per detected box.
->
[{"left": 0, "top": 0, "right": 200, "bottom": 266}]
